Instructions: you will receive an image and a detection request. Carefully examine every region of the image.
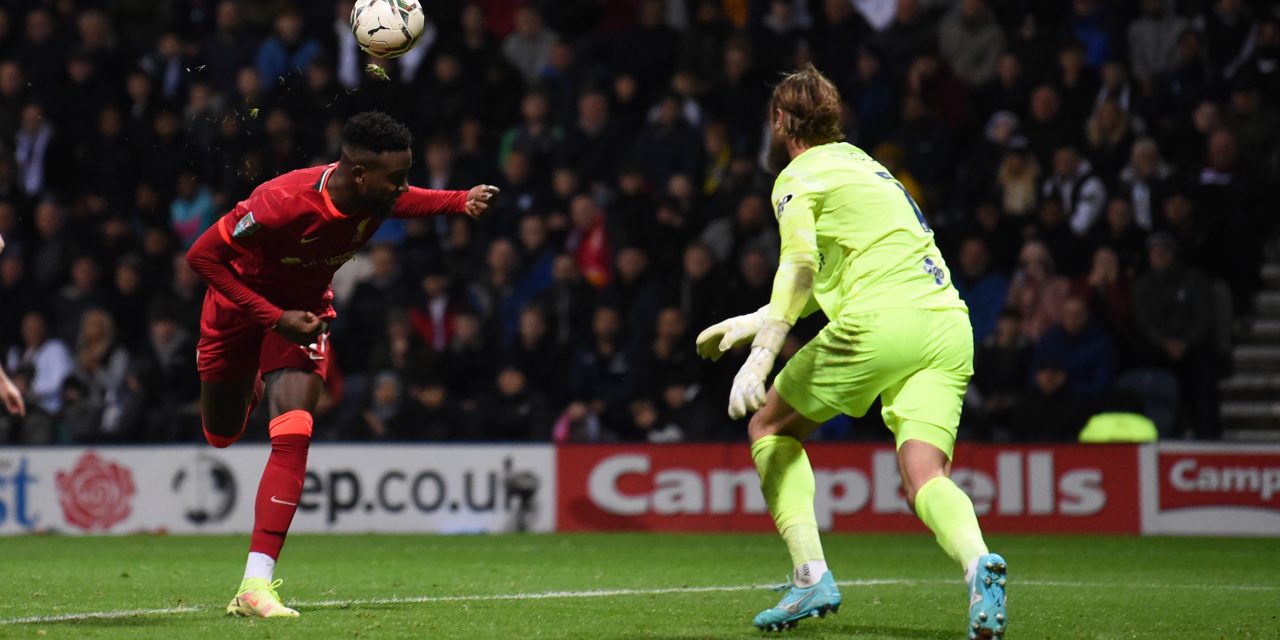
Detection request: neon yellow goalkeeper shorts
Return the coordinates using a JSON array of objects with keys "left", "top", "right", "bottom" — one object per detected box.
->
[{"left": 774, "top": 307, "right": 974, "bottom": 458}]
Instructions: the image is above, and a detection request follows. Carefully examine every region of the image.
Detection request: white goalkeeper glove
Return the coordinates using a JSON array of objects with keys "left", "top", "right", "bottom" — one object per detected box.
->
[
  {"left": 727, "top": 319, "right": 789, "bottom": 419},
  {"left": 695, "top": 306, "right": 767, "bottom": 361}
]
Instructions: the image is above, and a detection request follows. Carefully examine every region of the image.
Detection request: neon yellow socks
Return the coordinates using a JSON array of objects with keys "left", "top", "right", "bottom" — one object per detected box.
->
[
  {"left": 751, "top": 435, "right": 825, "bottom": 578},
  {"left": 914, "top": 475, "right": 989, "bottom": 569}
]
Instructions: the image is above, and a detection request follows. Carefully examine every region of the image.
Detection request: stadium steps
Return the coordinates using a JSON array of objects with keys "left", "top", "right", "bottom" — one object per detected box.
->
[
  {"left": 1223, "top": 262, "right": 1280, "bottom": 439},
  {"left": 1254, "top": 291, "right": 1280, "bottom": 316},
  {"left": 1263, "top": 263, "right": 1280, "bottom": 288}
]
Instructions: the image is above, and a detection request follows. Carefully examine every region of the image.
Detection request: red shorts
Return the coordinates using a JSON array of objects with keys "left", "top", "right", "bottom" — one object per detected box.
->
[{"left": 196, "top": 290, "right": 334, "bottom": 382}]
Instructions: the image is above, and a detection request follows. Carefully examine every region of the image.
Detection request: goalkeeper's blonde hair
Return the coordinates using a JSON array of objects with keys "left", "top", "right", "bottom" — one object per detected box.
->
[{"left": 770, "top": 64, "right": 844, "bottom": 147}]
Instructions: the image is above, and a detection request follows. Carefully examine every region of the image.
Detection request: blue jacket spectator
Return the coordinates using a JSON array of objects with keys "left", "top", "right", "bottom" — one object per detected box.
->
[
  {"left": 256, "top": 11, "right": 321, "bottom": 92},
  {"left": 953, "top": 237, "right": 1009, "bottom": 344},
  {"left": 1031, "top": 296, "right": 1115, "bottom": 395}
]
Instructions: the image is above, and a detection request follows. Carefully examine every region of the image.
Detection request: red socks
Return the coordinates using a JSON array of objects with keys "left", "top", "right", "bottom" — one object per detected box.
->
[{"left": 249, "top": 409, "right": 313, "bottom": 560}]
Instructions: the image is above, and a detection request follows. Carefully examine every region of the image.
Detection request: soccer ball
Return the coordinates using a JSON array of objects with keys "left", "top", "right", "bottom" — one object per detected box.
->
[{"left": 351, "top": 0, "right": 426, "bottom": 59}]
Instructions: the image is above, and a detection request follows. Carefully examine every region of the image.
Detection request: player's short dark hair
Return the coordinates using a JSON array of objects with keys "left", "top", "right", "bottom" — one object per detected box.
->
[{"left": 343, "top": 111, "right": 412, "bottom": 154}]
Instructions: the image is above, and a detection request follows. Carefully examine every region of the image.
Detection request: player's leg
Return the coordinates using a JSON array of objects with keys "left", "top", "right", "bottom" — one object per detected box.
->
[
  {"left": 227, "top": 368, "right": 319, "bottom": 619},
  {"left": 748, "top": 323, "right": 878, "bottom": 631},
  {"left": 748, "top": 386, "right": 826, "bottom": 587},
  {"left": 747, "top": 387, "right": 843, "bottom": 631},
  {"left": 199, "top": 376, "right": 264, "bottom": 447},
  {"left": 228, "top": 329, "right": 328, "bottom": 619},
  {"left": 880, "top": 310, "right": 1005, "bottom": 639},
  {"left": 196, "top": 294, "right": 266, "bottom": 448}
]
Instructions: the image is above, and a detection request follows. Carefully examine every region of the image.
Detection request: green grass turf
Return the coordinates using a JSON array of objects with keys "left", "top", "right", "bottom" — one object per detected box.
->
[{"left": 1, "top": 533, "right": 1277, "bottom": 639}]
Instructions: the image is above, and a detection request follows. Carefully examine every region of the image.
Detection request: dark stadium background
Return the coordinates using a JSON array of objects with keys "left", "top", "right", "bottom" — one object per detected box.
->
[{"left": 0, "top": 0, "right": 1277, "bottom": 447}]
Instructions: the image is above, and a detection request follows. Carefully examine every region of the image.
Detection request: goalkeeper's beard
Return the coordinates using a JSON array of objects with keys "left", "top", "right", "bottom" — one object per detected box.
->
[{"left": 767, "top": 135, "right": 792, "bottom": 175}]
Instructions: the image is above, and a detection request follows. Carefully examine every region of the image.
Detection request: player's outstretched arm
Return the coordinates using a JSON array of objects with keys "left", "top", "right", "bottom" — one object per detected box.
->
[{"left": 393, "top": 185, "right": 499, "bottom": 220}]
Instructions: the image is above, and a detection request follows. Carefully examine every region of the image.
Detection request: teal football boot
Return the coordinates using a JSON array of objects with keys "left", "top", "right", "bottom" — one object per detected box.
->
[
  {"left": 752, "top": 572, "right": 842, "bottom": 632},
  {"left": 967, "top": 553, "right": 1008, "bottom": 639}
]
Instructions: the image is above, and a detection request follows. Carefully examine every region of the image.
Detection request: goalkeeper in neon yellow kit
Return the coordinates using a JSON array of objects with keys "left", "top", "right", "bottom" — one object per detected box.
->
[{"left": 696, "top": 66, "right": 1007, "bottom": 638}]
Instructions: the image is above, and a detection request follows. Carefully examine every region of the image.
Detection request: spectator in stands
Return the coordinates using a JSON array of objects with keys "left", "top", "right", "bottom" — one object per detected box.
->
[
  {"left": 399, "top": 377, "right": 463, "bottom": 441},
  {"left": 1031, "top": 295, "right": 1115, "bottom": 398},
  {"left": 1129, "top": 0, "right": 1187, "bottom": 90},
  {"left": 954, "top": 236, "right": 1009, "bottom": 344},
  {"left": 670, "top": 242, "right": 725, "bottom": 336},
  {"left": 568, "top": 306, "right": 636, "bottom": 431},
  {"left": 1196, "top": 128, "right": 1263, "bottom": 314},
  {"left": 1009, "top": 359, "right": 1091, "bottom": 441},
  {"left": 1030, "top": 193, "right": 1087, "bottom": 277},
  {"left": 558, "top": 90, "right": 624, "bottom": 190},
  {"left": 170, "top": 173, "right": 217, "bottom": 248},
  {"left": 106, "top": 257, "right": 150, "bottom": 350},
  {"left": 410, "top": 267, "right": 461, "bottom": 353},
  {"left": 1084, "top": 98, "right": 1134, "bottom": 181},
  {"left": 1118, "top": 138, "right": 1172, "bottom": 231},
  {"left": 632, "top": 93, "right": 703, "bottom": 189},
  {"left": 1024, "top": 84, "right": 1072, "bottom": 169},
  {"left": 69, "top": 308, "right": 130, "bottom": 439},
  {"left": 1132, "top": 232, "right": 1220, "bottom": 438},
  {"left": 502, "top": 5, "right": 557, "bottom": 85},
  {"left": 359, "top": 371, "right": 404, "bottom": 441},
  {"left": 994, "top": 136, "right": 1039, "bottom": 218},
  {"left": 602, "top": 247, "right": 663, "bottom": 348},
  {"left": 969, "top": 310, "right": 1031, "bottom": 439},
  {"left": 255, "top": 9, "right": 320, "bottom": 92},
  {"left": 1073, "top": 246, "right": 1137, "bottom": 357},
  {"left": 202, "top": 1, "right": 259, "bottom": 95},
  {"left": 129, "top": 311, "right": 198, "bottom": 442},
  {"left": 701, "top": 192, "right": 779, "bottom": 270},
  {"left": 1006, "top": 240, "right": 1071, "bottom": 341},
  {"left": 14, "top": 103, "right": 68, "bottom": 197},
  {"left": 1043, "top": 144, "right": 1107, "bottom": 236},
  {"left": 479, "top": 364, "right": 550, "bottom": 441},
  {"left": 370, "top": 307, "right": 436, "bottom": 388},
  {"left": 53, "top": 257, "right": 106, "bottom": 346},
  {"left": 7, "top": 310, "right": 72, "bottom": 415},
  {"left": 1090, "top": 197, "right": 1148, "bottom": 276},
  {"left": 339, "top": 244, "right": 409, "bottom": 373},
  {"left": 539, "top": 254, "right": 595, "bottom": 349},
  {"left": 469, "top": 237, "right": 521, "bottom": 342},
  {"left": 504, "top": 304, "right": 564, "bottom": 401},
  {"left": 566, "top": 194, "right": 612, "bottom": 289},
  {"left": 937, "top": 0, "right": 1005, "bottom": 88}
]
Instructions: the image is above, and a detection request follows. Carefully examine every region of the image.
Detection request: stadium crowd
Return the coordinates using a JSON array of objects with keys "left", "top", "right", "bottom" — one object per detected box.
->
[{"left": 0, "top": 0, "right": 1276, "bottom": 445}]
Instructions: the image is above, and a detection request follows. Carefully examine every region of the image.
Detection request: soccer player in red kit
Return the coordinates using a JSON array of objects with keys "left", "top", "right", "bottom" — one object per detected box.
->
[{"left": 185, "top": 112, "right": 498, "bottom": 618}]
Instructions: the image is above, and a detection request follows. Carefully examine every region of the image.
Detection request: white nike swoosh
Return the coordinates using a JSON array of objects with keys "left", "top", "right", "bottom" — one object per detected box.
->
[
  {"left": 300, "top": 235, "right": 321, "bottom": 244},
  {"left": 270, "top": 496, "right": 298, "bottom": 506}
]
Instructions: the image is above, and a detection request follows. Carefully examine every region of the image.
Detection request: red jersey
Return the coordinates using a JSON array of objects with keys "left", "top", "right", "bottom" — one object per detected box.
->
[{"left": 186, "top": 164, "right": 468, "bottom": 327}]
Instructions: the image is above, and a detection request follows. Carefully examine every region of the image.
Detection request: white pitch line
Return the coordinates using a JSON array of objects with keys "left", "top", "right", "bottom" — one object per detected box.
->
[
  {"left": 0, "top": 605, "right": 203, "bottom": 625},
  {"left": 2, "top": 578, "right": 1277, "bottom": 626}
]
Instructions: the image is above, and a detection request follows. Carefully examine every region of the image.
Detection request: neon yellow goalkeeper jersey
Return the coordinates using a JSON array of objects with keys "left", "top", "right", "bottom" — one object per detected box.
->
[{"left": 771, "top": 141, "right": 966, "bottom": 319}]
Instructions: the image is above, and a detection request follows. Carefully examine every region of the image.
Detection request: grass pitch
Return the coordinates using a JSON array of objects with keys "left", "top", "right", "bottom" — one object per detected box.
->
[{"left": 1, "top": 533, "right": 1276, "bottom": 639}]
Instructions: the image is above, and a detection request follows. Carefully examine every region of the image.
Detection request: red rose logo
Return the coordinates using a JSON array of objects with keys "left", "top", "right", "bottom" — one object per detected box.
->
[{"left": 56, "top": 452, "right": 136, "bottom": 531}]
